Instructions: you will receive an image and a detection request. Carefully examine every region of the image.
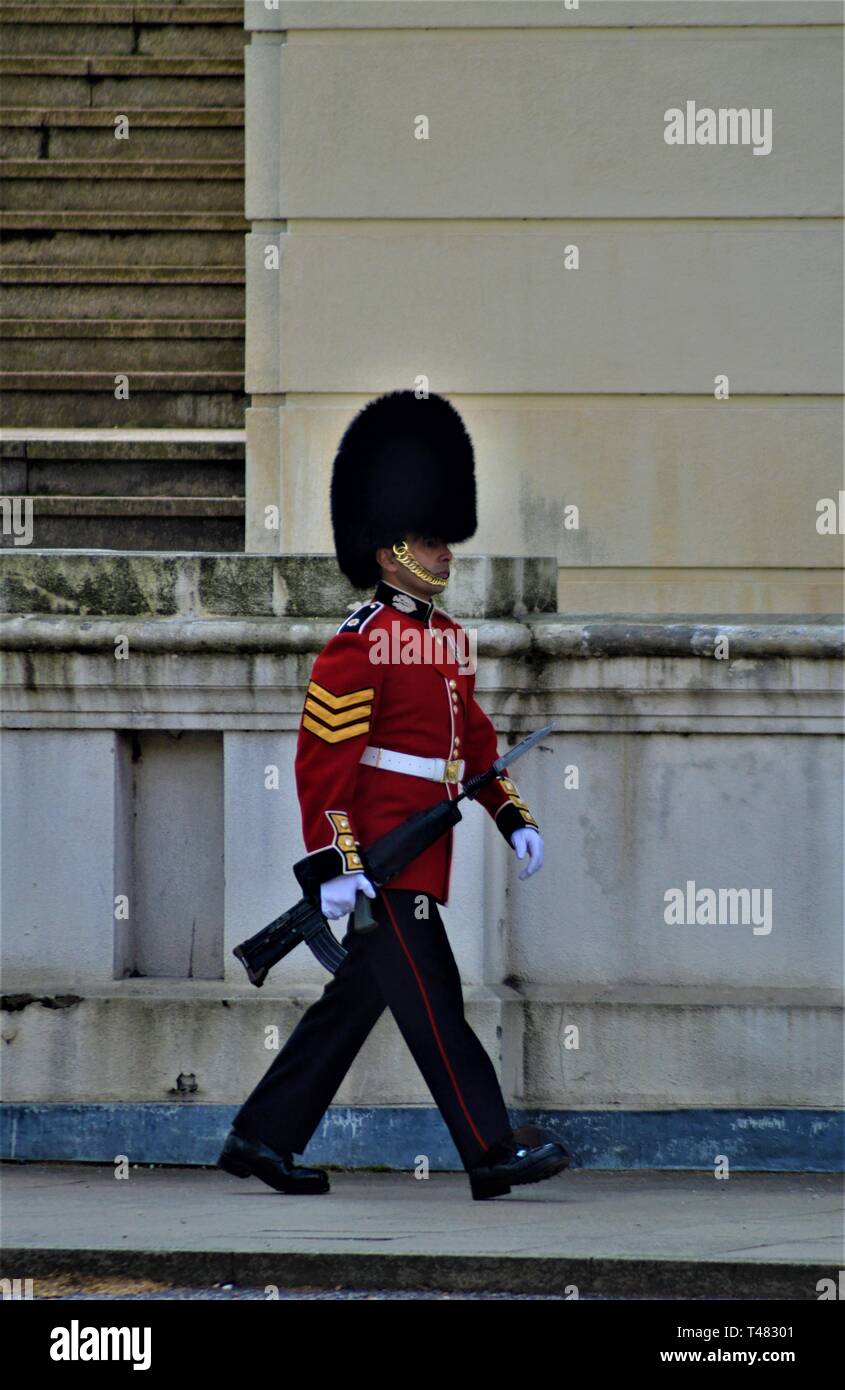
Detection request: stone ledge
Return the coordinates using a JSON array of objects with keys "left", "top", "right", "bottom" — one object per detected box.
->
[
  {"left": 1, "top": 613, "right": 841, "bottom": 659},
  {"left": 3, "top": 979, "right": 841, "bottom": 1009},
  {"left": 532, "top": 615, "right": 845, "bottom": 659},
  {"left": 244, "top": 1, "right": 839, "bottom": 31},
  {"left": 0, "top": 551, "right": 558, "bottom": 619},
  {"left": 0, "top": 614, "right": 516, "bottom": 653}
]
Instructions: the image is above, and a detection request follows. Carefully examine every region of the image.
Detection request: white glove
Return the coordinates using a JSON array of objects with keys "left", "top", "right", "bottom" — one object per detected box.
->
[
  {"left": 510, "top": 827, "right": 544, "bottom": 880},
  {"left": 320, "top": 872, "right": 376, "bottom": 921}
]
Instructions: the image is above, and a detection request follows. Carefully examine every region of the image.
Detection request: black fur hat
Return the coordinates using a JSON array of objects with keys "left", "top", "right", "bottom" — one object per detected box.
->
[{"left": 330, "top": 390, "right": 477, "bottom": 590}]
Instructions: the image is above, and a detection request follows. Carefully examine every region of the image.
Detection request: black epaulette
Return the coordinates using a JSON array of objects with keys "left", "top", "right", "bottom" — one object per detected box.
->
[{"left": 336, "top": 600, "right": 383, "bottom": 635}]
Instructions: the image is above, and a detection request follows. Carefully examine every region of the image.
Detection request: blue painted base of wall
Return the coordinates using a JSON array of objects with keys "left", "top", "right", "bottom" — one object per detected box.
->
[{"left": 2, "top": 1105, "right": 842, "bottom": 1171}]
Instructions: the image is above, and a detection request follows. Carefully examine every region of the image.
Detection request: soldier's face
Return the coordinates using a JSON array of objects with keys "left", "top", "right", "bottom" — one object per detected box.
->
[
  {"left": 411, "top": 535, "right": 452, "bottom": 586},
  {"left": 379, "top": 534, "right": 453, "bottom": 596}
]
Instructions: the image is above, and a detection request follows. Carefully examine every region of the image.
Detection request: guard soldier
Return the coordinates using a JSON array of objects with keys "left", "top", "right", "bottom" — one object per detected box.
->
[{"left": 218, "top": 390, "right": 571, "bottom": 1200}]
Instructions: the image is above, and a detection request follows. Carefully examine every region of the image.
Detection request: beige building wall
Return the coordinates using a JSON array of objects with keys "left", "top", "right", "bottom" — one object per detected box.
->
[{"left": 243, "top": 0, "right": 844, "bottom": 614}]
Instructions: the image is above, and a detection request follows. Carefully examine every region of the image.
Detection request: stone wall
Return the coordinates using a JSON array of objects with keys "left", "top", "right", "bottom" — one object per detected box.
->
[
  {"left": 243, "top": 0, "right": 843, "bottom": 614},
  {"left": 1, "top": 553, "right": 842, "bottom": 1168}
]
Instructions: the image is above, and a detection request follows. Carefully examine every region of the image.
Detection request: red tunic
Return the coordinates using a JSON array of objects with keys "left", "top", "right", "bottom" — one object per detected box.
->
[{"left": 293, "top": 578, "right": 539, "bottom": 905}]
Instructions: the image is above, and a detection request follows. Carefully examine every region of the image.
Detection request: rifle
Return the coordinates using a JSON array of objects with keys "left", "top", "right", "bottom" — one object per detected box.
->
[{"left": 232, "top": 724, "right": 553, "bottom": 986}]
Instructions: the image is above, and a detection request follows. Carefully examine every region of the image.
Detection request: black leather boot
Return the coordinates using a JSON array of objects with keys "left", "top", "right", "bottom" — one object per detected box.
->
[
  {"left": 468, "top": 1124, "right": 572, "bottom": 1201},
  {"left": 217, "top": 1129, "right": 330, "bottom": 1194}
]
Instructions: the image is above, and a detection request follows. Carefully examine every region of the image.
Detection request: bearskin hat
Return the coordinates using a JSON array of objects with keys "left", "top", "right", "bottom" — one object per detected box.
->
[{"left": 329, "top": 390, "right": 477, "bottom": 590}]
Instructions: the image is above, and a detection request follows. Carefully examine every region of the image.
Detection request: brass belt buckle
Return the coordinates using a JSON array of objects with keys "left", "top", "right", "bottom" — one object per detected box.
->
[{"left": 444, "top": 759, "right": 461, "bottom": 783}]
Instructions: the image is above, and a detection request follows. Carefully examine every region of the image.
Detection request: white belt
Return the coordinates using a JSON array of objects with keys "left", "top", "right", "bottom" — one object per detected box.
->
[{"left": 360, "top": 745, "right": 465, "bottom": 785}]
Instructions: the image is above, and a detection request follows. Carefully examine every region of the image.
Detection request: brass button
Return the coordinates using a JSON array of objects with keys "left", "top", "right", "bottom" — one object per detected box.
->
[
  {"left": 453, "top": 736, "right": 460, "bottom": 745},
  {"left": 449, "top": 679, "right": 457, "bottom": 689}
]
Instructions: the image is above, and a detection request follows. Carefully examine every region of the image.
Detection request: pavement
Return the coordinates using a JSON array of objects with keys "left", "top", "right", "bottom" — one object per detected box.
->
[{"left": 1, "top": 1163, "right": 842, "bottom": 1300}]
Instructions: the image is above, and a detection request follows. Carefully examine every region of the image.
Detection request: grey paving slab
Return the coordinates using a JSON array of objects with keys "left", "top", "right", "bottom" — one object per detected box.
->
[{"left": 2, "top": 1163, "right": 842, "bottom": 1299}]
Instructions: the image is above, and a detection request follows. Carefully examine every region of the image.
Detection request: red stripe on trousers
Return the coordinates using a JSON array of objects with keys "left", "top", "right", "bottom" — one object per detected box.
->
[{"left": 379, "top": 888, "right": 489, "bottom": 1151}]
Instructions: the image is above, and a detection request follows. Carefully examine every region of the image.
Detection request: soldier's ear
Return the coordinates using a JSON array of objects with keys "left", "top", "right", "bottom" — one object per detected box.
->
[{"left": 376, "top": 539, "right": 405, "bottom": 573}]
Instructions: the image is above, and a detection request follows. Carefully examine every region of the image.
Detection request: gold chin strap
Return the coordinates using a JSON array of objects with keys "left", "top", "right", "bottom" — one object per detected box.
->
[{"left": 392, "top": 540, "right": 448, "bottom": 588}]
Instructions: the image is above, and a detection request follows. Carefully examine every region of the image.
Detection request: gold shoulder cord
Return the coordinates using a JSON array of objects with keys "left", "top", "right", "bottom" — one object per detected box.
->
[{"left": 392, "top": 540, "right": 448, "bottom": 588}]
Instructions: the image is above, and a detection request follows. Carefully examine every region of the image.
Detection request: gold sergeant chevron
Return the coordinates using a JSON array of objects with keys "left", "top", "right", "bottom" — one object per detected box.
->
[{"left": 302, "top": 679, "right": 375, "bottom": 743}]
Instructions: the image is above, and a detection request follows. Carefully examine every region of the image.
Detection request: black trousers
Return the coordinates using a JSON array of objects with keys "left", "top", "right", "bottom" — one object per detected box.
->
[{"left": 232, "top": 887, "right": 514, "bottom": 1171}]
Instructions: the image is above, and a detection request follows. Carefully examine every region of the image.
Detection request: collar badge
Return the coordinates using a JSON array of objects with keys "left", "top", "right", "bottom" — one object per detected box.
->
[{"left": 392, "top": 592, "right": 417, "bottom": 614}]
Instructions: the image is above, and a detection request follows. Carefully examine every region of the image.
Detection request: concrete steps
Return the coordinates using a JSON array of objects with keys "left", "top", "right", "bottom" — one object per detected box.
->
[
  {"left": 3, "top": 318, "right": 244, "bottom": 370},
  {"left": 2, "top": 160, "right": 246, "bottom": 211},
  {"left": 0, "top": 5, "right": 245, "bottom": 59},
  {"left": 0, "top": 2, "right": 247, "bottom": 542},
  {"left": 1, "top": 266, "right": 244, "bottom": 319},
  {"left": 1, "top": 493, "right": 245, "bottom": 550},
  {"left": 0, "top": 378, "right": 245, "bottom": 428},
  {"left": 0, "top": 226, "right": 243, "bottom": 263},
  {"left": 0, "top": 57, "right": 244, "bottom": 109},
  {"left": 1, "top": 428, "right": 245, "bottom": 549},
  {"left": 1, "top": 107, "right": 244, "bottom": 160}
]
